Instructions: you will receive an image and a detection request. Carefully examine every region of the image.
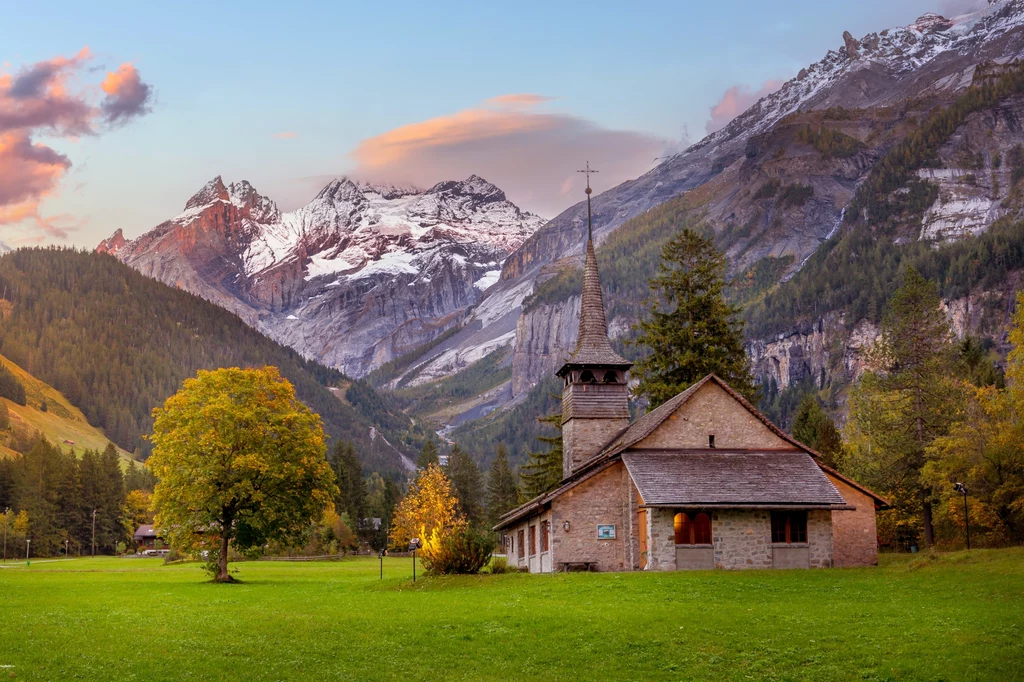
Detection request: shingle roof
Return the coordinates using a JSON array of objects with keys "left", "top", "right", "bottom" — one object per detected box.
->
[
  {"left": 623, "top": 450, "right": 848, "bottom": 507},
  {"left": 494, "top": 374, "right": 889, "bottom": 531},
  {"left": 133, "top": 524, "right": 156, "bottom": 539},
  {"left": 557, "top": 237, "right": 631, "bottom": 372}
]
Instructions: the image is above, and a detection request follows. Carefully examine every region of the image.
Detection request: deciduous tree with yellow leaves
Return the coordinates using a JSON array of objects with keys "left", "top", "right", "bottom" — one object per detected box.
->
[{"left": 148, "top": 366, "right": 337, "bottom": 582}]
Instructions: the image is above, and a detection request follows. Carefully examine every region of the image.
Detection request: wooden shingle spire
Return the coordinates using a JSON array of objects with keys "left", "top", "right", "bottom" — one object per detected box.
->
[{"left": 558, "top": 163, "right": 632, "bottom": 373}]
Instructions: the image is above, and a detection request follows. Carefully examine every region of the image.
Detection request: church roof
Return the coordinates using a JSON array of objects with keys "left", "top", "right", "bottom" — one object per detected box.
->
[
  {"left": 494, "top": 374, "right": 889, "bottom": 530},
  {"left": 557, "top": 237, "right": 632, "bottom": 373},
  {"left": 622, "top": 450, "right": 848, "bottom": 508}
]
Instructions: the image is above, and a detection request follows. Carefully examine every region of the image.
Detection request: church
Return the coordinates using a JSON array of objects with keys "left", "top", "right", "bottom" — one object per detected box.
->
[{"left": 494, "top": 175, "right": 887, "bottom": 572}]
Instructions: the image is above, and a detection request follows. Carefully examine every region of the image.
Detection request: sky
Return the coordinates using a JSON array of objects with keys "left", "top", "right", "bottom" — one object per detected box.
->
[{"left": 1, "top": 0, "right": 988, "bottom": 247}]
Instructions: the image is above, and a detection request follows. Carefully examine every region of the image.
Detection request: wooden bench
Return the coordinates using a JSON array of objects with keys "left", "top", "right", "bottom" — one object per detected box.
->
[{"left": 559, "top": 561, "right": 597, "bottom": 572}]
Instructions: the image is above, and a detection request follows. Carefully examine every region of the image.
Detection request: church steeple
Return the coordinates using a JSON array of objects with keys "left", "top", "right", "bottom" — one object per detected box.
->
[{"left": 557, "top": 163, "right": 632, "bottom": 478}]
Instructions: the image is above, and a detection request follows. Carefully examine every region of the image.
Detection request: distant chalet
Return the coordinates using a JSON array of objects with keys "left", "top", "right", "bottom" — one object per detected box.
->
[{"left": 495, "top": 216, "right": 886, "bottom": 572}]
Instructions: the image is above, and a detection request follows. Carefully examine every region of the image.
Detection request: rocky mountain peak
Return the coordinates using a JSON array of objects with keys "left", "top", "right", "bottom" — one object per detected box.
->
[
  {"left": 95, "top": 228, "right": 125, "bottom": 255},
  {"left": 227, "top": 180, "right": 280, "bottom": 223},
  {"left": 912, "top": 12, "right": 955, "bottom": 34},
  {"left": 428, "top": 174, "right": 506, "bottom": 204},
  {"left": 314, "top": 177, "right": 366, "bottom": 205},
  {"left": 184, "top": 176, "right": 230, "bottom": 212}
]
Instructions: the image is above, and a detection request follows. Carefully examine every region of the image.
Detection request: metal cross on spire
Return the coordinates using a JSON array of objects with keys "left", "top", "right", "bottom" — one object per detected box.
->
[{"left": 577, "top": 161, "right": 599, "bottom": 241}]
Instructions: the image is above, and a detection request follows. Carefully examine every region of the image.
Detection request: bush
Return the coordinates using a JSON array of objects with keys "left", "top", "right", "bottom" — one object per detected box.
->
[
  {"left": 421, "top": 528, "right": 495, "bottom": 575},
  {"left": 489, "top": 555, "right": 511, "bottom": 574}
]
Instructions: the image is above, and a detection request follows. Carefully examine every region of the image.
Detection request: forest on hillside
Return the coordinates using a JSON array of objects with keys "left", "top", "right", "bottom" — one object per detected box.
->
[{"left": 0, "top": 249, "right": 424, "bottom": 474}]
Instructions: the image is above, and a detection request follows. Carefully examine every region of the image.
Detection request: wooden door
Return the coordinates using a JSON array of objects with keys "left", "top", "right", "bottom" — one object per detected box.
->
[{"left": 638, "top": 508, "right": 648, "bottom": 569}]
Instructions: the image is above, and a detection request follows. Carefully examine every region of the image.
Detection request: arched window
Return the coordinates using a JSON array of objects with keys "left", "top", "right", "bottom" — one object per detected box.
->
[
  {"left": 674, "top": 512, "right": 712, "bottom": 545},
  {"left": 603, "top": 370, "right": 618, "bottom": 384},
  {"left": 579, "top": 370, "right": 596, "bottom": 383}
]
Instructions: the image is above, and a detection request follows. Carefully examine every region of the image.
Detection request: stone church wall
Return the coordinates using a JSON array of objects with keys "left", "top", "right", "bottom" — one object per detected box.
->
[
  {"left": 634, "top": 382, "right": 792, "bottom": 450},
  {"left": 828, "top": 476, "right": 879, "bottom": 567},
  {"left": 550, "top": 462, "right": 631, "bottom": 572}
]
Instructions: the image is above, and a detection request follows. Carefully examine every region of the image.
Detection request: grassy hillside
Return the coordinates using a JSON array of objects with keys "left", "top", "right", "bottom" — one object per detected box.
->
[
  {"left": 0, "top": 549, "right": 1021, "bottom": 680},
  {"left": 0, "top": 353, "right": 133, "bottom": 463},
  {"left": 0, "top": 248, "right": 424, "bottom": 475}
]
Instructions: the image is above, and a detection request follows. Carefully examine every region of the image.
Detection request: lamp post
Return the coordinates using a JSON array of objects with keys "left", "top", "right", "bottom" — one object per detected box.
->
[
  {"left": 379, "top": 548, "right": 387, "bottom": 580},
  {"left": 65, "top": 539, "right": 69, "bottom": 558},
  {"left": 91, "top": 509, "right": 97, "bottom": 557},
  {"left": 954, "top": 482, "right": 970, "bottom": 550},
  {"left": 409, "top": 538, "right": 422, "bottom": 582},
  {"left": 25, "top": 538, "right": 30, "bottom": 566}
]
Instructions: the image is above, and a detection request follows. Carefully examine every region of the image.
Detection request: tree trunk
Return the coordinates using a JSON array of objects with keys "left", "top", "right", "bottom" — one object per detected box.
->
[
  {"left": 922, "top": 495, "right": 935, "bottom": 548},
  {"left": 217, "top": 532, "right": 231, "bottom": 582}
]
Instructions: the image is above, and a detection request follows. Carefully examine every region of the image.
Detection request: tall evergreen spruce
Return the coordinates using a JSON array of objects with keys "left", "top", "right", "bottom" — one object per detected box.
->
[
  {"left": 520, "top": 414, "right": 563, "bottom": 499},
  {"left": 329, "top": 441, "right": 367, "bottom": 530},
  {"left": 417, "top": 440, "right": 440, "bottom": 469},
  {"left": 485, "top": 444, "right": 519, "bottom": 527},
  {"left": 791, "top": 394, "right": 843, "bottom": 468},
  {"left": 631, "top": 228, "right": 757, "bottom": 407},
  {"left": 849, "top": 267, "right": 957, "bottom": 547},
  {"left": 446, "top": 445, "right": 485, "bottom": 527}
]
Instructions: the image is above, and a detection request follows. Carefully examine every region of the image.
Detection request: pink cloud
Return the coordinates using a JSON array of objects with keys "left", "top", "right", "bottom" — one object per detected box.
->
[
  {"left": 0, "top": 50, "right": 154, "bottom": 241},
  {"left": 706, "top": 80, "right": 784, "bottom": 134},
  {"left": 101, "top": 63, "right": 153, "bottom": 124},
  {"left": 350, "top": 94, "right": 667, "bottom": 217},
  {"left": 273, "top": 131, "right": 299, "bottom": 139},
  {"left": 485, "top": 93, "right": 554, "bottom": 108}
]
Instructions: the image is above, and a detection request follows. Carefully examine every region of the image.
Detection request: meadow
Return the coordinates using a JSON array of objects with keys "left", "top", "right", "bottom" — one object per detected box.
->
[{"left": 1, "top": 550, "right": 1022, "bottom": 681}]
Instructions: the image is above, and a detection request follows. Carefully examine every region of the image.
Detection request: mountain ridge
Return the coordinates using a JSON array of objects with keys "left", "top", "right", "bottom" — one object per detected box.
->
[{"left": 99, "top": 174, "right": 544, "bottom": 377}]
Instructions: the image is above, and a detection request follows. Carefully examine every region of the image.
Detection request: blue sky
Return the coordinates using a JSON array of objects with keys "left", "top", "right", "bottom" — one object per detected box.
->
[{"left": 2, "top": 0, "right": 981, "bottom": 246}]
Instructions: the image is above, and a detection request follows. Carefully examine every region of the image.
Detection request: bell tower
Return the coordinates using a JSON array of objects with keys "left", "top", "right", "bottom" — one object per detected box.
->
[{"left": 557, "top": 163, "right": 632, "bottom": 478}]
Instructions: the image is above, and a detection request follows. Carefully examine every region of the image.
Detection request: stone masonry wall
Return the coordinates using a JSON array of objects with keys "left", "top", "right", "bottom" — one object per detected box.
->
[
  {"left": 550, "top": 462, "right": 630, "bottom": 571},
  {"left": 711, "top": 510, "right": 773, "bottom": 569},
  {"left": 700, "top": 509, "right": 833, "bottom": 569},
  {"left": 807, "top": 510, "right": 833, "bottom": 568},
  {"left": 647, "top": 507, "right": 676, "bottom": 570},
  {"left": 562, "top": 417, "right": 629, "bottom": 477},
  {"left": 635, "top": 382, "right": 791, "bottom": 450},
  {"left": 829, "top": 476, "right": 879, "bottom": 567}
]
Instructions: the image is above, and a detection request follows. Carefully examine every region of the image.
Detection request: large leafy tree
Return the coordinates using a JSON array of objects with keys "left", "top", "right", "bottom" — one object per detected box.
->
[
  {"left": 924, "top": 292, "right": 1024, "bottom": 545},
  {"left": 148, "top": 366, "right": 337, "bottom": 582},
  {"left": 520, "top": 414, "right": 563, "bottom": 499},
  {"left": 485, "top": 444, "right": 520, "bottom": 528},
  {"left": 446, "top": 445, "right": 485, "bottom": 527},
  {"left": 847, "top": 267, "right": 959, "bottom": 547},
  {"left": 631, "top": 227, "right": 757, "bottom": 407},
  {"left": 390, "top": 463, "right": 463, "bottom": 549}
]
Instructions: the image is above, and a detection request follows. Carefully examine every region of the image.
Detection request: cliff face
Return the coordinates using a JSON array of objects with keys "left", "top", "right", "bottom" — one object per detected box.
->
[{"left": 510, "top": 296, "right": 581, "bottom": 398}]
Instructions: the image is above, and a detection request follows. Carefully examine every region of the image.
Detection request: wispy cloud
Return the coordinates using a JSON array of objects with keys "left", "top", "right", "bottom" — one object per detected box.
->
[
  {"left": 485, "top": 93, "right": 554, "bottom": 108},
  {"left": 350, "top": 94, "right": 667, "bottom": 217},
  {"left": 0, "top": 49, "right": 154, "bottom": 242},
  {"left": 273, "top": 131, "right": 299, "bottom": 139},
  {"left": 706, "top": 80, "right": 784, "bottom": 135}
]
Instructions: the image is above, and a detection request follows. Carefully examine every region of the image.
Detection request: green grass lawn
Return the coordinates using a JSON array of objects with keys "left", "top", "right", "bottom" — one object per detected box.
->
[{"left": 1, "top": 550, "right": 1022, "bottom": 681}]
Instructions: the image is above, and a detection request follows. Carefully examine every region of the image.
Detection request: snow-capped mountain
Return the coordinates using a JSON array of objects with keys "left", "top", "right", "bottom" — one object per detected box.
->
[
  {"left": 385, "top": 0, "right": 1024, "bottom": 425},
  {"left": 100, "top": 175, "right": 544, "bottom": 376}
]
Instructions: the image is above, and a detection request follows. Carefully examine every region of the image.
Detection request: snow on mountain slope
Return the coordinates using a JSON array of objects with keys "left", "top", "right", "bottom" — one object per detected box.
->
[
  {"left": 389, "top": 0, "right": 1024, "bottom": 422},
  {"left": 100, "top": 175, "right": 544, "bottom": 377}
]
